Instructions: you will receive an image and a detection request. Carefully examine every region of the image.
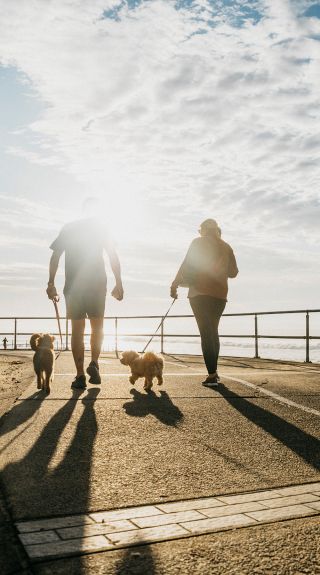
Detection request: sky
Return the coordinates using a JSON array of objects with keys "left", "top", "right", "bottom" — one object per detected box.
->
[{"left": 0, "top": 0, "right": 320, "bottom": 327}]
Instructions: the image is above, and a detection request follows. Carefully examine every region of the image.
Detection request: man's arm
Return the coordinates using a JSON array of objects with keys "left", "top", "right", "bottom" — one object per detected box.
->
[
  {"left": 108, "top": 247, "right": 124, "bottom": 301},
  {"left": 46, "top": 250, "right": 62, "bottom": 300}
]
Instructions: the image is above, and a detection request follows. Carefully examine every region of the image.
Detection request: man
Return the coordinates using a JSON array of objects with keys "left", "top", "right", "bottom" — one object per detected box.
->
[{"left": 46, "top": 197, "right": 124, "bottom": 389}]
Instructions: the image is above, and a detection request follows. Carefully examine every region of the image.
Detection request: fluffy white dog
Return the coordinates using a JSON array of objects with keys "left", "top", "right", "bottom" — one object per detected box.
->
[{"left": 120, "top": 351, "right": 164, "bottom": 392}]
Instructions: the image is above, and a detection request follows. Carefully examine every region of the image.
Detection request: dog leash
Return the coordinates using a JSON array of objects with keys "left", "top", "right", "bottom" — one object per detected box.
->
[
  {"left": 142, "top": 298, "right": 176, "bottom": 353},
  {"left": 52, "top": 296, "right": 63, "bottom": 358}
]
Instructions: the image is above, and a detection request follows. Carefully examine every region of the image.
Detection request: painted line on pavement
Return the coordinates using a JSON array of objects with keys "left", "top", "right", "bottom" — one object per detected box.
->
[
  {"left": 54, "top": 372, "right": 320, "bottom": 416},
  {"left": 55, "top": 373, "right": 206, "bottom": 377},
  {"left": 223, "top": 375, "right": 320, "bottom": 417}
]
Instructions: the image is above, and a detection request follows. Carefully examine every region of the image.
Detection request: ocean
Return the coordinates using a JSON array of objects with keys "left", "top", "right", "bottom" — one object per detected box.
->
[{"left": 1, "top": 313, "right": 319, "bottom": 363}]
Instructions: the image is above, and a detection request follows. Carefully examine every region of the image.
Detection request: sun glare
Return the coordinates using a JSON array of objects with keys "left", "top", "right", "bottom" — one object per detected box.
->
[{"left": 98, "top": 186, "right": 148, "bottom": 246}]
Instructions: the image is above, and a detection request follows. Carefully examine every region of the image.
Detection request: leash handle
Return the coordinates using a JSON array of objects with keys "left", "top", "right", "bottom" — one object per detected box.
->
[
  {"left": 142, "top": 298, "right": 176, "bottom": 354},
  {"left": 52, "top": 297, "right": 63, "bottom": 351}
]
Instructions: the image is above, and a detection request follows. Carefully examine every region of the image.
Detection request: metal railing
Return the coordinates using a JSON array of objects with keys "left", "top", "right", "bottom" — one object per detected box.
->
[{"left": 0, "top": 308, "right": 320, "bottom": 362}]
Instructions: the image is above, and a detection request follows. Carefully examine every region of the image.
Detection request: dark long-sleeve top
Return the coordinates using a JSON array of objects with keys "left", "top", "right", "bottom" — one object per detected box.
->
[{"left": 173, "top": 236, "right": 238, "bottom": 301}]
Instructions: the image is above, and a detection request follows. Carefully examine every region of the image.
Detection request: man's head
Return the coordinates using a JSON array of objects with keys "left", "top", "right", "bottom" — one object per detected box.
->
[{"left": 82, "top": 197, "right": 102, "bottom": 217}]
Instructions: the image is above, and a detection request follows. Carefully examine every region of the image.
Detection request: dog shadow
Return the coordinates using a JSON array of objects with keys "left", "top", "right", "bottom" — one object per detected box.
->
[{"left": 123, "top": 388, "right": 183, "bottom": 427}]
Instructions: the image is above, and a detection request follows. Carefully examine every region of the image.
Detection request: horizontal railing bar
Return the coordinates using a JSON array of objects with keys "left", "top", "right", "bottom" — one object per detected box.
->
[
  {"left": 4, "top": 332, "right": 320, "bottom": 340},
  {"left": 1, "top": 309, "right": 320, "bottom": 321}
]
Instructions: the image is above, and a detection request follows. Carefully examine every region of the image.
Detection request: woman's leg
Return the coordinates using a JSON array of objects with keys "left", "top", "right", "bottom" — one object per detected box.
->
[
  {"left": 190, "top": 296, "right": 217, "bottom": 374},
  {"left": 207, "top": 297, "right": 226, "bottom": 374}
]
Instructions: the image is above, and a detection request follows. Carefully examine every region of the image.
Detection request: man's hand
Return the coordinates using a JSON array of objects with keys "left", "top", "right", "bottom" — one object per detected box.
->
[
  {"left": 170, "top": 283, "right": 178, "bottom": 299},
  {"left": 112, "top": 284, "right": 124, "bottom": 301},
  {"left": 46, "top": 283, "right": 58, "bottom": 300}
]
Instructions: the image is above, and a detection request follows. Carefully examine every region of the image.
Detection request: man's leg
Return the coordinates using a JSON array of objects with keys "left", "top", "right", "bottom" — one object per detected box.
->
[
  {"left": 89, "top": 317, "right": 104, "bottom": 364},
  {"left": 86, "top": 317, "right": 104, "bottom": 384},
  {"left": 71, "top": 319, "right": 86, "bottom": 376}
]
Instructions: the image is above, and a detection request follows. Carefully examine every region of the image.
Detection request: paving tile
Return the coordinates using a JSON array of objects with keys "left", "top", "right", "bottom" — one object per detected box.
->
[
  {"left": 200, "top": 501, "right": 266, "bottom": 518},
  {"left": 274, "top": 483, "right": 320, "bottom": 496},
  {"left": 16, "top": 515, "right": 93, "bottom": 533},
  {"left": 216, "top": 490, "right": 281, "bottom": 505},
  {"left": 246, "top": 504, "right": 317, "bottom": 522},
  {"left": 26, "top": 535, "right": 113, "bottom": 559},
  {"left": 305, "top": 501, "right": 320, "bottom": 511},
  {"left": 181, "top": 513, "right": 256, "bottom": 534},
  {"left": 19, "top": 531, "right": 60, "bottom": 546},
  {"left": 90, "top": 506, "right": 162, "bottom": 523},
  {"left": 57, "top": 520, "right": 136, "bottom": 540},
  {"left": 108, "top": 524, "right": 188, "bottom": 546},
  {"left": 157, "top": 497, "right": 225, "bottom": 513},
  {"left": 132, "top": 510, "right": 205, "bottom": 528},
  {"left": 259, "top": 493, "right": 320, "bottom": 509},
  {"left": 16, "top": 482, "right": 320, "bottom": 561}
]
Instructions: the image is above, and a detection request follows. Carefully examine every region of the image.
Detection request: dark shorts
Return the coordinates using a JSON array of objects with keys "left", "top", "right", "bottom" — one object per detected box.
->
[{"left": 64, "top": 288, "right": 106, "bottom": 320}]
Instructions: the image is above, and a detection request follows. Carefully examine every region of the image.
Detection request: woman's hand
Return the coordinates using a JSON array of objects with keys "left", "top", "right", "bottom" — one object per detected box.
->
[{"left": 170, "top": 283, "right": 178, "bottom": 299}]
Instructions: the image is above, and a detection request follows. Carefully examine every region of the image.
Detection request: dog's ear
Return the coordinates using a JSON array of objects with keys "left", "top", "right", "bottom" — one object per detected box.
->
[{"left": 51, "top": 335, "right": 55, "bottom": 342}]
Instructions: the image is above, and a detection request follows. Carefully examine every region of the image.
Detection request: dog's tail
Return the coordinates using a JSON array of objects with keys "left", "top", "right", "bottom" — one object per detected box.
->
[
  {"left": 144, "top": 352, "right": 164, "bottom": 374},
  {"left": 30, "top": 334, "right": 41, "bottom": 351}
]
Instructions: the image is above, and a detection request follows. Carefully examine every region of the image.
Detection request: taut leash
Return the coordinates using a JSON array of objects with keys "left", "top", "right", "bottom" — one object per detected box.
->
[
  {"left": 142, "top": 298, "right": 176, "bottom": 353},
  {"left": 52, "top": 296, "right": 63, "bottom": 357}
]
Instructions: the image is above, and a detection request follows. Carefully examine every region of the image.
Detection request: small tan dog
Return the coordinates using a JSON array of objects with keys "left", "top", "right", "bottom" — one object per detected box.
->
[
  {"left": 30, "top": 333, "right": 55, "bottom": 394},
  {"left": 120, "top": 351, "right": 164, "bottom": 392}
]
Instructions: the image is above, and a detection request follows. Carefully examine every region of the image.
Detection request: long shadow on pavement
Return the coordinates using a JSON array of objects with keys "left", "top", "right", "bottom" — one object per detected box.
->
[
  {"left": 114, "top": 544, "right": 156, "bottom": 575},
  {"left": 218, "top": 383, "right": 320, "bottom": 471},
  {"left": 2, "top": 387, "right": 100, "bottom": 574},
  {"left": 123, "top": 388, "right": 183, "bottom": 427},
  {"left": 0, "top": 390, "right": 46, "bottom": 439}
]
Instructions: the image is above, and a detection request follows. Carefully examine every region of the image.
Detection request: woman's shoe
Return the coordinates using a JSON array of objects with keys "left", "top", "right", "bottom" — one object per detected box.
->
[{"left": 202, "top": 374, "right": 219, "bottom": 388}]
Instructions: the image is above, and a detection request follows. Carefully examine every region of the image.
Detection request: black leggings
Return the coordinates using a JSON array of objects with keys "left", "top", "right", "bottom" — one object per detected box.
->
[{"left": 190, "top": 296, "right": 226, "bottom": 374}]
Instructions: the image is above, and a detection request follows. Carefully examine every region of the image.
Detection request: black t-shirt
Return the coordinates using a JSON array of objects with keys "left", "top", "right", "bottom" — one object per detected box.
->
[{"left": 50, "top": 218, "right": 111, "bottom": 293}]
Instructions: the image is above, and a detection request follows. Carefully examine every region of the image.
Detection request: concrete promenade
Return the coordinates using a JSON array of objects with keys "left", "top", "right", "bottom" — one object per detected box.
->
[{"left": 0, "top": 352, "right": 319, "bottom": 574}]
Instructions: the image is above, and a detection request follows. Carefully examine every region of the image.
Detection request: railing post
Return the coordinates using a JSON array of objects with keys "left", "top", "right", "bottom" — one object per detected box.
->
[
  {"left": 115, "top": 317, "right": 118, "bottom": 356},
  {"left": 254, "top": 314, "right": 259, "bottom": 359},
  {"left": 306, "top": 311, "right": 310, "bottom": 363},
  {"left": 161, "top": 318, "right": 164, "bottom": 354},
  {"left": 65, "top": 318, "right": 69, "bottom": 350},
  {"left": 14, "top": 318, "right": 17, "bottom": 350}
]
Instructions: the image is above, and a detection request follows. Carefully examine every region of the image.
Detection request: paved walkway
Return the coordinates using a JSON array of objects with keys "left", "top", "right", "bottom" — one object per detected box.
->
[
  {"left": 1, "top": 352, "right": 320, "bottom": 573},
  {"left": 17, "top": 481, "right": 320, "bottom": 561}
]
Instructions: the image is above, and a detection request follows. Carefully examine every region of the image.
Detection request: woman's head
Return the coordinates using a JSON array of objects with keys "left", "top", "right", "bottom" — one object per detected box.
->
[{"left": 199, "top": 219, "right": 221, "bottom": 238}]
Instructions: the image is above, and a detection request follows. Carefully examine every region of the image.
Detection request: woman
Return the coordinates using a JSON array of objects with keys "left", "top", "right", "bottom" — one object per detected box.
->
[{"left": 170, "top": 219, "right": 238, "bottom": 388}]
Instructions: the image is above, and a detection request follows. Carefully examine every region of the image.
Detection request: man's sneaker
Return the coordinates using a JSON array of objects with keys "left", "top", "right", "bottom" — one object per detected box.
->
[
  {"left": 86, "top": 361, "right": 101, "bottom": 385},
  {"left": 202, "top": 375, "right": 219, "bottom": 388},
  {"left": 71, "top": 375, "right": 87, "bottom": 389}
]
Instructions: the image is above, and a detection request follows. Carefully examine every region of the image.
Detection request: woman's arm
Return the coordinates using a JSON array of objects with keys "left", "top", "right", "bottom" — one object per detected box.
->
[
  {"left": 228, "top": 248, "right": 239, "bottom": 278},
  {"left": 170, "top": 239, "right": 198, "bottom": 297}
]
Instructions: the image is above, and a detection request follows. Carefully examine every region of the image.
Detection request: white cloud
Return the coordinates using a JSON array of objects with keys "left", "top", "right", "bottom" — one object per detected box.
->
[{"left": 0, "top": 0, "right": 319, "bottom": 313}]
